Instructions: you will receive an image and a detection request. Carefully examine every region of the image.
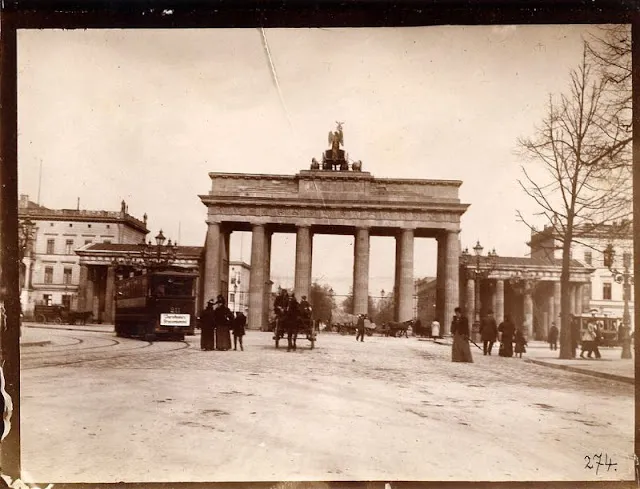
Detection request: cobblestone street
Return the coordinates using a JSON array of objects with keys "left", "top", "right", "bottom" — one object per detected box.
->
[{"left": 20, "top": 326, "right": 634, "bottom": 483}]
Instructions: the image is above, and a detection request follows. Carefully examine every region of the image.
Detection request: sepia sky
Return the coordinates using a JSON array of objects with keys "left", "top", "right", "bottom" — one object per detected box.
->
[{"left": 17, "top": 25, "right": 604, "bottom": 296}]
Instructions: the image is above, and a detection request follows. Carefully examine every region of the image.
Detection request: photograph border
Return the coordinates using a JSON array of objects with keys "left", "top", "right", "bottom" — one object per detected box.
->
[{"left": 0, "top": 1, "right": 637, "bottom": 487}]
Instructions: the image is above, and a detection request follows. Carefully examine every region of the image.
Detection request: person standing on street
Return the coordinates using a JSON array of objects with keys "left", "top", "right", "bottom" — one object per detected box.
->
[
  {"left": 479, "top": 310, "right": 498, "bottom": 356},
  {"left": 199, "top": 299, "right": 216, "bottom": 351},
  {"left": 431, "top": 319, "right": 440, "bottom": 340},
  {"left": 213, "top": 295, "right": 233, "bottom": 351},
  {"left": 233, "top": 310, "right": 246, "bottom": 351},
  {"left": 514, "top": 327, "right": 528, "bottom": 358},
  {"left": 451, "top": 307, "right": 473, "bottom": 363},
  {"left": 498, "top": 315, "right": 515, "bottom": 358},
  {"left": 356, "top": 314, "right": 366, "bottom": 342},
  {"left": 286, "top": 293, "right": 300, "bottom": 352},
  {"left": 548, "top": 322, "right": 559, "bottom": 350}
]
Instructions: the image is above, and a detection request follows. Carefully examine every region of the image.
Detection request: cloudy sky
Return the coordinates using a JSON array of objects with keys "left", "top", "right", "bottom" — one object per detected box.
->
[{"left": 17, "top": 25, "right": 603, "bottom": 297}]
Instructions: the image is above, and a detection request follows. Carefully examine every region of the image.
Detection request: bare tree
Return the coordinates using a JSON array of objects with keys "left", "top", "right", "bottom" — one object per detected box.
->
[{"left": 517, "top": 46, "right": 632, "bottom": 360}]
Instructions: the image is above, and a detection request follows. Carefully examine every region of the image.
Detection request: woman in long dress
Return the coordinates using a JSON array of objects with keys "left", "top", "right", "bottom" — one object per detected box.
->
[
  {"left": 213, "top": 295, "right": 233, "bottom": 351},
  {"left": 498, "top": 316, "right": 515, "bottom": 358},
  {"left": 199, "top": 300, "right": 216, "bottom": 351},
  {"left": 451, "top": 307, "right": 473, "bottom": 363}
]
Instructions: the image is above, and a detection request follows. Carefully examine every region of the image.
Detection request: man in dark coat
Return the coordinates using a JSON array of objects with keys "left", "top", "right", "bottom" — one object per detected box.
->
[
  {"left": 285, "top": 294, "right": 300, "bottom": 352},
  {"left": 548, "top": 322, "right": 559, "bottom": 350},
  {"left": 273, "top": 289, "right": 289, "bottom": 340},
  {"left": 199, "top": 299, "right": 216, "bottom": 351},
  {"left": 451, "top": 307, "right": 473, "bottom": 362},
  {"left": 233, "top": 311, "right": 246, "bottom": 351},
  {"left": 498, "top": 315, "right": 515, "bottom": 357},
  {"left": 479, "top": 310, "right": 498, "bottom": 356}
]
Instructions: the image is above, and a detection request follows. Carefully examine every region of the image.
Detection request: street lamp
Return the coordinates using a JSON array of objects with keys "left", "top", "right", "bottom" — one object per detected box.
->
[
  {"left": 461, "top": 240, "right": 498, "bottom": 328},
  {"left": 112, "top": 229, "right": 178, "bottom": 271},
  {"left": 603, "top": 243, "right": 633, "bottom": 359}
]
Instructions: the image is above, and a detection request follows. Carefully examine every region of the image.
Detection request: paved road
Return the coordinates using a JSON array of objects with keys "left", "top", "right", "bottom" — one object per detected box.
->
[{"left": 20, "top": 329, "right": 633, "bottom": 483}]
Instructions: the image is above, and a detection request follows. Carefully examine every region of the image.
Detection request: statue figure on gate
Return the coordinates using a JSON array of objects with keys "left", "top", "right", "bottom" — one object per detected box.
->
[{"left": 328, "top": 121, "right": 344, "bottom": 161}]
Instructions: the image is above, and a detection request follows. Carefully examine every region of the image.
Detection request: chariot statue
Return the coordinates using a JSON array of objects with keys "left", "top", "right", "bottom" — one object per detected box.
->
[{"left": 323, "top": 121, "right": 348, "bottom": 171}]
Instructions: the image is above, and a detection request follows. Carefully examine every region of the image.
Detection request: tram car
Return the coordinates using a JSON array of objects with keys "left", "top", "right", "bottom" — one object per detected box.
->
[
  {"left": 571, "top": 313, "right": 620, "bottom": 347},
  {"left": 114, "top": 268, "right": 198, "bottom": 341}
]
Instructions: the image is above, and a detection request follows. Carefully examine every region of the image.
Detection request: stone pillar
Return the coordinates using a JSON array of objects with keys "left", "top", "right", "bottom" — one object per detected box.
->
[
  {"left": 523, "top": 286, "right": 533, "bottom": 338},
  {"left": 575, "top": 284, "right": 584, "bottom": 314},
  {"left": 104, "top": 266, "right": 116, "bottom": 324},
  {"left": 553, "top": 281, "right": 561, "bottom": 328},
  {"left": 569, "top": 283, "right": 576, "bottom": 315},
  {"left": 396, "top": 229, "right": 414, "bottom": 322},
  {"left": 393, "top": 237, "right": 401, "bottom": 320},
  {"left": 294, "top": 225, "right": 312, "bottom": 300},
  {"left": 78, "top": 264, "right": 89, "bottom": 312},
  {"left": 466, "top": 278, "right": 475, "bottom": 323},
  {"left": 495, "top": 279, "right": 505, "bottom": 325},
  {"left": 248, "top": 224, "right": 266, "bottom": 330},
  {"left": 435, "top": 234, "right": 446, "bottom": 324},
  {"left": 85, "top": 268, "right": 96, "bottom": 318},
  {"left": 203, "top": 221, "right": 221, "bottom": 303},
  {"left": 262, "top": 231, "right": 273, "bottom": 330},
  {"left": 353, "top": 227, "right": 370, "bottom": 316},
  {"left": 220, "top": 231, "right": 231, "bottom": 299},
  {"left": 548, "top": 290, "right": 555, "bottom": 332},
  {"left": 443, "top": 230, "right": 460, "bottom": 336}
]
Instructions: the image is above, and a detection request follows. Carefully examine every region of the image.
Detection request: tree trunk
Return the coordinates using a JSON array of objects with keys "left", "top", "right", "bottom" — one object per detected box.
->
[{"left": 559, "top": 230, "right": 574, "bottom": 359}]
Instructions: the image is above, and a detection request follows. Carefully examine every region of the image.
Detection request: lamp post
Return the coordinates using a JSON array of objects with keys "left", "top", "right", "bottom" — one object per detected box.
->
[
  {"left": 603, "top": 243, "right": 633, "bottom": 359},
  {"left": 461, "top": 240, "right": 498, "bottom": 340}
]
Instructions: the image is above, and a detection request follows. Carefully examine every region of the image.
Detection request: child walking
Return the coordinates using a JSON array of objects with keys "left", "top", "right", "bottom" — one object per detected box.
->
[
  {"left": 233, "top": 311, "right": 246, "bottom": 351},
  {"left": 514, "top": 327, "right": 528, "bottom": 359}
]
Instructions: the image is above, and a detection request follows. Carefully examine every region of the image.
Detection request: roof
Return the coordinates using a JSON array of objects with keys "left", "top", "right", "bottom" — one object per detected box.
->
[
  {"left": 78, "top": 243, "right": 203, "bottom": 259},
  {"left": 461, "top": 255, "right": 590, "bottom": 271}
]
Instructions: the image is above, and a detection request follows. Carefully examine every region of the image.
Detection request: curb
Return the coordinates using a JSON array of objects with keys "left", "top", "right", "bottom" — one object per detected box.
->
[
  {"left": 524, "top": 358, "right": 634, "bottom": 385},
  {"left": 20, "top": 340, "right": 51, "bottom": 347}
]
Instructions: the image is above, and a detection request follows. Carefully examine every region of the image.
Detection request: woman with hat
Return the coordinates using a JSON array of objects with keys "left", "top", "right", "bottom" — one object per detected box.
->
[
  {"left": 213, "top": 294, "right": 233, "bottom": 351},
  {"left": 199, "top": 299, "right": 216, "bottom": 351}
]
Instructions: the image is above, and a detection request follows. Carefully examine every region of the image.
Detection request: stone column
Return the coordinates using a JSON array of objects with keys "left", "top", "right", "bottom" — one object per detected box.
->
[
  {"left": 396, "top": 229, "right": 414, "bottom": 322},
  {"left": 495, "top": 279, "right": 505, "bottom": 325},
  {"left": 294, "top": 225, "right": 312, "bottom": 300},
  {"left": 104, "top": 266, "right": 116, "bottom": 324},
  {"left": 523, "top": 285, "right": 533, "bottom": 338},
  {"left": 248, "top": 224, "right": 266, "bottom": 330},
  {"left": 466, "top": 278, "right": 476, "bottom": 323},
  {"left": 569, "top": 283, "right": 576, "bottom": 315},
  {"left": 78, "top": 264, "right": 89, "bottom": 312},
  {"left": 393, "top": 238, "right": 401, "bottom": 320},
  {"left": 353, "top": 227, "right": 370, "bottom": 316},
  {"left": 553, "top": 281, "right": 561, "bottom": 327},
  {"left": 262, "top": 231, "right": 273, "bottom": 330},
  {"left": 85, "top": 268, "right": 95, "bottom": 317},
  {"left": 575, "top": 284, "right": 584, "bottom": 314},
  {"left": 443, "top": 230, "right": 460, "bottom": 336},
  {"left": 220, "top": 230, "right": 231, "bottom": 300},
  {"left": 435, "top": 234, "right": 446, "bottom": 324},
  {"left": 203, "top": 221, "right": 221, "bottom": 303},
  {"left": 548, "top": 289, "right": 555, "bottom": 330}
]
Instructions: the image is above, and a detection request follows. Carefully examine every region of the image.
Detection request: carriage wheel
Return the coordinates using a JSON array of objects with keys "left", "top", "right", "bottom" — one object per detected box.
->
[
  {"left": 35, "top": 314, "right": 46, "bottom": 324},
  {"left": 53, "top": 317, "right": 63, "bottom": 325}
]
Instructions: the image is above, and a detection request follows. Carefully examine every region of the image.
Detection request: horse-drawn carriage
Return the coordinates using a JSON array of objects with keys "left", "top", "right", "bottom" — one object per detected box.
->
[
  {"left": 33, "top": 304, "right": 92, "bottom": 325},
  {"left": 273, "top": 308, "right": 317, "bottom": 350},
  {"left": 378, "top": 319, "right": 414, "bottom": 338}
]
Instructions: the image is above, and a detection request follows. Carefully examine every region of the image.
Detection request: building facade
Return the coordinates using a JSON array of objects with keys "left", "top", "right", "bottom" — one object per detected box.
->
[
  {"left": 228, "top": 261, "right": 250, "bottom": 313},
  {"left": 415, "top": 277, "right": 437, "bottom": 326},
  {"left": 18, "top": 195, "right": 149, "bottom": 317},
  {"left": 529, "top": 221, "right": 634, "bottom": 329}
]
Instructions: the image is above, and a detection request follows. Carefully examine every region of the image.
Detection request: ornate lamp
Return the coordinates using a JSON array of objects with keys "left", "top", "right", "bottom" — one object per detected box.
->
[{"left": 603, "top": 242, "right": 633, "bottom": 359}]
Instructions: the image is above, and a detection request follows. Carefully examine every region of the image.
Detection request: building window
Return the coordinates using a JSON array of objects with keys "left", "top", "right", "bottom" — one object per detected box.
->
[
  {"left": 69, "top": 223, "right": 73, "bottom": 227},
  {"left": 230, "top": 293, "right": 235, "bottom": 303},
  {"left": 44, "top": 266, "right": 53, "bottom": 284},
  {"left": 43, "top": 294, "right": 52, "bottom": 306},
  {"left": 65, "top": 239, "right": 74, "bottom": 254},
  {"left": 46, "top": 239, "right": 55, "bottom": 254},
  {"left": 584, "top": 251, "right": 592, "bottom": 265},
  {"left": 63, "top": 268, "right": 72, "bottom": 285},
  {"left": 88, "top": 224, "right": 92, "bottom": 228},
  {"left": 61, "top": 294, "right": 72, "bottom": 309},
  {"left": 103, "top": 239, "right": 111, "bottom": 244},
  {"left": 603, "top": 283, "right": 612, "bottom": 300},
  {"left": 106, "top": 225, "right": 110, "bottom": 229},
  {"left": 49, "top": 223, "right": 54, "bottom": 227}
]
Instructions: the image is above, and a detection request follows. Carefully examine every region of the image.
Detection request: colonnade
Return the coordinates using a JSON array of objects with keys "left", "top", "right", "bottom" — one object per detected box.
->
[{"left": 203, "top": 221, "right": 462, "bottom": 332}]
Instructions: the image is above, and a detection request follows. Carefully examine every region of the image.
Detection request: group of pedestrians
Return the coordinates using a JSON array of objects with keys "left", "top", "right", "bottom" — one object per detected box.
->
[
  {"left": 451, "top": 308, "right": 528, "bottom": 363},
  {"left": 199, "top": 295, "right": 247, "bottom": 351}
]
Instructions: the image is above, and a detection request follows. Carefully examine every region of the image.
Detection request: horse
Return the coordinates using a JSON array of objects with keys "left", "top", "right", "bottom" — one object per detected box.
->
[{"left": 383, "top": 319, "right": 414, "bottom": 338}]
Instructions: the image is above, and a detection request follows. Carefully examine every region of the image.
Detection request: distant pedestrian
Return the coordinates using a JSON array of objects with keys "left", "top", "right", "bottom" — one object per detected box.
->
[
  {"left": 199, "top": 299, "right": 216, "bottom": 351},
  {"left": 548, "top": 323, "right": 559, "bottom": 351},
  {"left": 233, "top": 311, "right": 246, "bottom": 351},
  {"left": 479, "top": 310, "right": 498, "bottom": 356},
  {"left": 431, "top": 319, "right": 440, "bottom": 339},
  {"left": 514, "top": 327, "right": 527, "bottom": 358},
  {"left": 356, "top": 314, "right": 366, "bottom": 342},
  {"left": 498, "top": 315, "right": 515, "bottom": 358},
  {"left": 451, "top": 307, "right": 473, "bottom": 363},
  {"left": 580, "top": 320, "right": 601, "bottom": 359},
  {"left": 285, "top": 293, "right": 300, "bottom": 352}
]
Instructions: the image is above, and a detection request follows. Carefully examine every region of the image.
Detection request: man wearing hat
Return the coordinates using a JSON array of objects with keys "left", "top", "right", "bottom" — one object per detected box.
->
[
  {"left": 356, "top": 314, "right": 367, "bottom": 342},
  {"left": 213, "top": 295, "right": 233, "bottom": 351},
  {"left": 479, "top": 310, "right": 498, "bottom": 356},
  {"left": 199, "top": 299, "right": 216, "bottom": 351}
]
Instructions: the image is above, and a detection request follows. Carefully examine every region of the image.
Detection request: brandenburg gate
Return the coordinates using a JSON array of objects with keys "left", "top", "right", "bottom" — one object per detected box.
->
[{"left": 199, "top": 125, "right": 469, "bottom": 332}]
